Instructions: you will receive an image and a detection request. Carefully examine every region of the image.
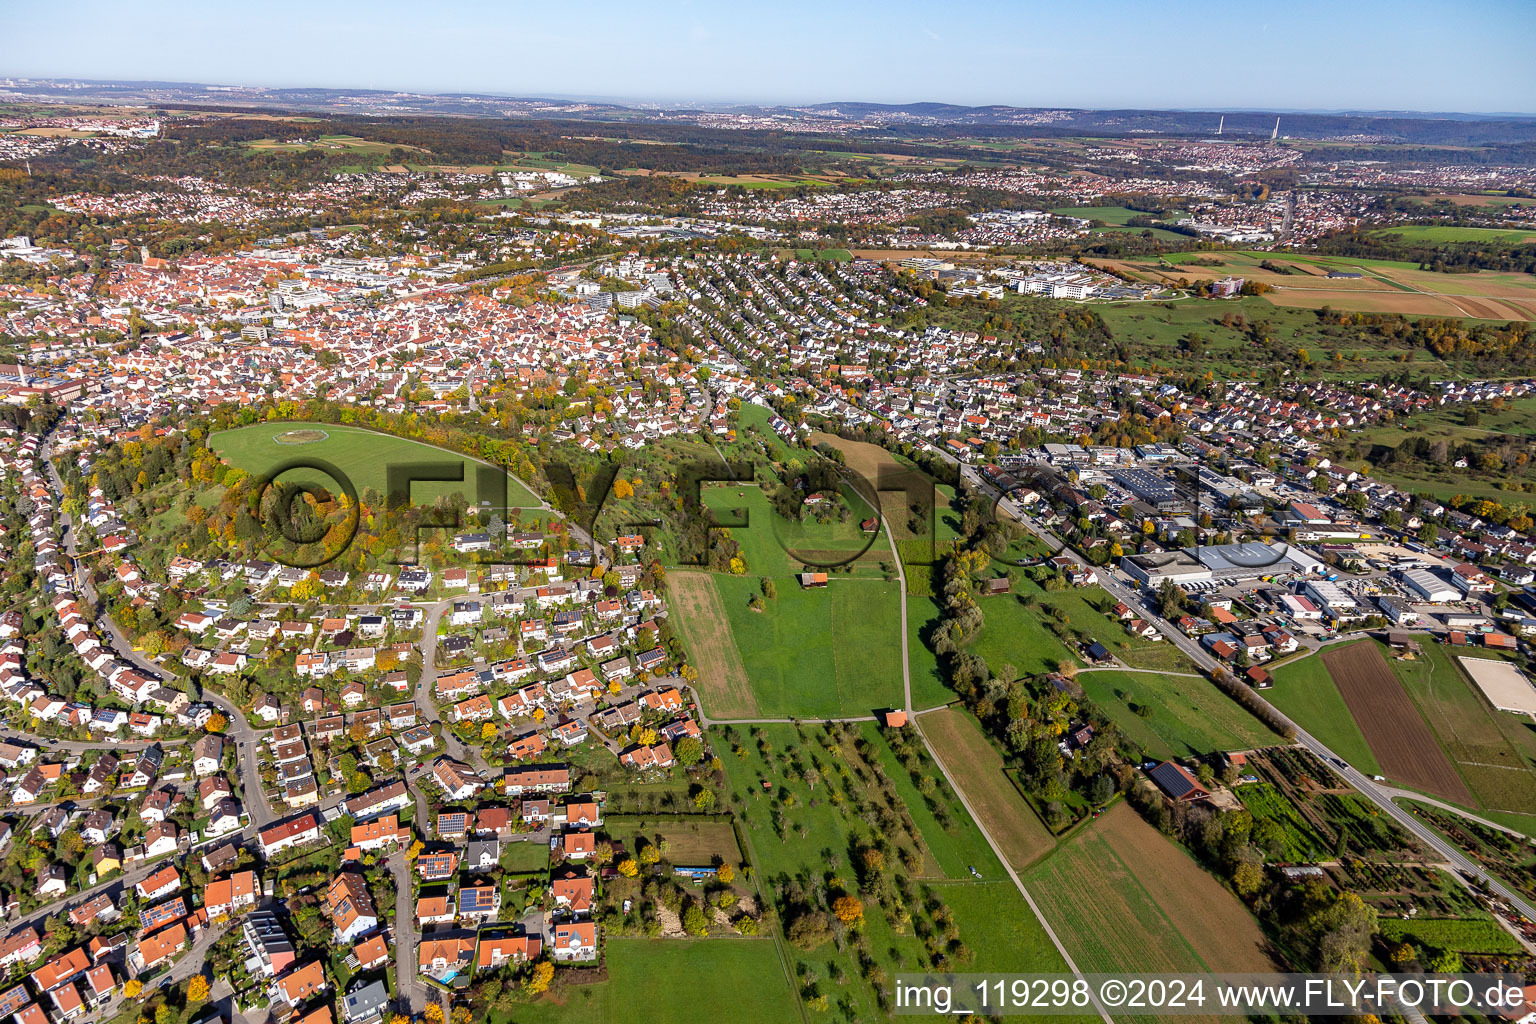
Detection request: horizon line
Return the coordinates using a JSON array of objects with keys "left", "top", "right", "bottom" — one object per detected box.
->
[{"left": 5, "top": 73, "right": 1536, "bottom": 121}]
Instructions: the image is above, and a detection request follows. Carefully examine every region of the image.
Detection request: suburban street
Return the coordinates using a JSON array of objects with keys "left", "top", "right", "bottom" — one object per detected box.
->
[
  {"left": 44, "top": 441, "right": 278, "bottom": 830},
  {"left": 387, "top": 845, "right": 425, "bottom": 1014}
]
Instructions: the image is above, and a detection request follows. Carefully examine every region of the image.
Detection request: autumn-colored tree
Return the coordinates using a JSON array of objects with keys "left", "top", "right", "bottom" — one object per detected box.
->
[
  {"left": 637, "top": 844, "right": 661, "bottom": 865},
  {"left": 122, "top": 980, "right": 143, "bottom": 999},
  {"left": 524, "top": 961, "right": 555, "bottom": 995},
  {"left": 716, "top": 863, "right": 735, "bottom": 884},
  {"left": 1231, "top": 861, "right": 1264, "bottom": 897},
  {"left": 204, "top": 713, "right": 228, "bottom": 734},
  {"left": 612, "top": 478, "right": 635, "bottom": 500},
  {"left": 617, "top": 857, "right": 639, "bottom": 877},
  {"left": 832, "top": 895, "right": 864, "bottom": 925},
  {"left": 480, "top": 722, "right": 499, "bottom": 741},
  {"left": 290, "top": 574, "right": 322, "bottom": 601},
  {"left": 186, "top": 976, "right": 209, "bottom": 1004},
  {"left": 423, "top": 1004, "right": 444, "bottom": 1024}
]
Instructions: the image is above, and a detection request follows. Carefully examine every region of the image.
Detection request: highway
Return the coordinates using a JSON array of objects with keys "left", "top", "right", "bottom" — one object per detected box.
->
[{"left": 942, "top": 451, "right": 1536, "bottom": 925}]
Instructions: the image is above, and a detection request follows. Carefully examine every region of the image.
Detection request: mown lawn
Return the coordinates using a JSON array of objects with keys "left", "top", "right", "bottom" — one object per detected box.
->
[
  {"left": 1076, "top": 668, "right": 1278, "bottom": 760},
  {"left": 504, "top": 938, "right": 799, "bottom": 1024},
  {"left": 211, "top": 420, "right": 543, "bottom": 507},
  {"left": 713, "top": 574, "right": 904, "bottom": 717},
  {"left": 966, "top": 591, "right": 1081, "bottom": 678}
]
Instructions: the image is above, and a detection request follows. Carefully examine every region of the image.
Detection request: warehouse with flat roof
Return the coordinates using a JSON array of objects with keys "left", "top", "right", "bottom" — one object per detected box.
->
[
  {"left": 1120, "top": 550, "right": 1211, "bottom": 588},
  {"left": 1196, "top": 541, "right": 1324, "bottom": 580},
  {"left": 1400, "top": 567, "right": 1459, "bottom": 603}
]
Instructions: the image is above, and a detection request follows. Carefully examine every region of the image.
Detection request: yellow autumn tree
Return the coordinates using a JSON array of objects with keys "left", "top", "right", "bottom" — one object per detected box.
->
[
  {"left": 524, "top": 961, "right": 555, "bottom": 996},
  {"left": 832, "top": 895, "right": 864, "bottom": 925}
]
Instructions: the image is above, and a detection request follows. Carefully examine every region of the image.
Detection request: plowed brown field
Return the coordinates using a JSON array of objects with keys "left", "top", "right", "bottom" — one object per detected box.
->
[{"left": 1322, "top": 643, "right": 1474, "bottom": 804}]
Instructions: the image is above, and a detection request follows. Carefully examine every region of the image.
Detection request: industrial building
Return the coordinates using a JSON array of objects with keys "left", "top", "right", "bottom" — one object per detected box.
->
[
  {"left": 1120, "top": 550, "right": 1211, "bottom": 588},
  {"left": 1399, "top": 568, "right": 1460, "bottom": 603},
  {"left": 1196, "top": 541, "right": 1324, "bottom": 580}
]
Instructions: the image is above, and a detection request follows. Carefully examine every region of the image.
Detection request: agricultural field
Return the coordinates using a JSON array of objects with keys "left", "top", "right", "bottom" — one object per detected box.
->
[
  {"left": 781, "top": 247, "right": 853, "bottom": 262},
  {"left": 965, "top": 592, "right": 1081, "bottom": 678},
  {"left": 601, "top": 815, "right": 742, "bottom": 867},
  {"left": 1370, "top": 225, "right": 1536, "bottom": 245},
  {"left": 1050, "top": 205, "right": 1143, "bottom": 224},
  {"left": 677, "top": 571, "right": 905, "bottom": 719},
  {"left": 717, "top": 721, "right": 1072, "bottom": 1022},
  {"left": 1272, "top": 641, "right": 1536, "bottom": 815},
  {"left": 1321, "top": 642, "right": 1474, "bottom": 805},
  {"left": 1344, "top": 396, "right": 1536, "bottom": 449},
  {"left": 1388, "top": 644, "right": 1536, "bottom": 813},
  {"left": 1090, "top": 250, "right": 1536, "bottom": 321},
  {"left": 699, "top": 483, "right": 883, "bottom": 577},
  {"left": 1077, "top": 669, "right": 1278, "bottom": 761},
  {"left": 906, "top": 594, "right": 955, "bottom": 711},
  {"left": 1026, "top": 803, "right": 1274, "bottom": 993},
  {"left": 244, "top": 133, "right": 415, "bottom": 157},
  {"left": 506, "top": 938, "right": 799, "bottom": 1024},
  {"left": 1418, "top": 193, "right": 1535, "bottom": 208},
  {"left": 1051, "top": 205, "right": 1189, "bottom": 242},
  {"left": 1266, "top": 647, "right": 1383, "bottom": 774},
  {"left": 666, "top": 570, "right": 756, "bottom": 719},
  {"left": 919, "top": 707, "right": 1057, "bottom": 869},
  {"left": 1237, "top": 749, "right": 1425, "bottom": 863},
  {"left": 1378, "top": 917, "right": 1525, "bottom": 956},
  {"left": 857, "top": 722, "right": 1001, "bottom": 878},
  {"left": 210, "top": 420, "right": 543, "bottom": 508},
  {"left": 1088, "top": 295, "right": 1451, "bottom": 379},
  {"left": 725, "top": 402, "right": 798, "bottom": 465}
]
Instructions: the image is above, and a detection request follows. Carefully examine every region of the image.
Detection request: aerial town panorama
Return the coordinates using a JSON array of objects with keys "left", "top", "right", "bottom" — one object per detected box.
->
[{"left": 2, "top": 2, "right": 1536, "bottom": 1022}]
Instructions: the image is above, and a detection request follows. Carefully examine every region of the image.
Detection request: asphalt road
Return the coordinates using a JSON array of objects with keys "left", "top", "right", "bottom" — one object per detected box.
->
[{"left": 945, "top": 452, "right": 1536, "bottom": 925}]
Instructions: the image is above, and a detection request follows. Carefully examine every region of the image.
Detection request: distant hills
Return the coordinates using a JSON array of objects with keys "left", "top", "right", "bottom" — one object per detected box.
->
[{"left": 4, "top": 77, "right": 1536, "bottom": 145}]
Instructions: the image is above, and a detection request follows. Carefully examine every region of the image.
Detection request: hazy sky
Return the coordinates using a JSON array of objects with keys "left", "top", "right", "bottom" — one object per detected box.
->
[{"left": 5, "top": 0, "right": 1534, "bottom": 113}]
